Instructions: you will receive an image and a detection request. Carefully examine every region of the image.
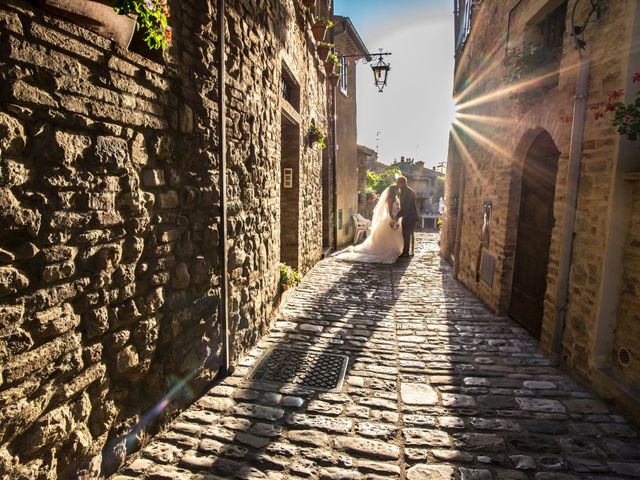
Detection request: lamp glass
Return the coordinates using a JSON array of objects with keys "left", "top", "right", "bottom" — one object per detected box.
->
[{"left": 371, "top": 64, "right": 390, "bottom": 90}]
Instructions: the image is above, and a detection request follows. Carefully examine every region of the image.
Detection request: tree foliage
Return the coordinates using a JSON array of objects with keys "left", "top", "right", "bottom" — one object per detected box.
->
[{"left": 366, "top": 167, "right": 401, "bottom": 194}]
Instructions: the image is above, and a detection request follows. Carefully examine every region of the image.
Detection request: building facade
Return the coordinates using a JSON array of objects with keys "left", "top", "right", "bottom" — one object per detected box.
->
[
  {"left": 444, "top": 0, "right": 640, "bottom": 420},
  {"left": 333, "top": 16, "right": 369, "bottom": 248},
  {"left": 395, "top": 157, "right": 444, "bottom": 215},
  {"left": 357, "top": 144, "right": 377, "bottom": 215},
  {"left": 0, "top": 0, "right": 329, "bottom": 477}
]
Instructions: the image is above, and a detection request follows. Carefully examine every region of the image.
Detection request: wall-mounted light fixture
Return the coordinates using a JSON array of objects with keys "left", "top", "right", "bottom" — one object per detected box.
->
[
  {"left": 370, "top": 50, "right": 392, "bottom": 92},
  {"left": 571, "top": 0, "right": 608, "bottom": 50},
  {"left": 339, "top": 49, "right": 392, "bottom": 93}
]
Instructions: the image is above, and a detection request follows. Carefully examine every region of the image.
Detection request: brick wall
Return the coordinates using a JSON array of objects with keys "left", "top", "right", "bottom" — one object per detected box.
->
[{"left": 0, "top": 0, "right": 326, "bottom": 477}]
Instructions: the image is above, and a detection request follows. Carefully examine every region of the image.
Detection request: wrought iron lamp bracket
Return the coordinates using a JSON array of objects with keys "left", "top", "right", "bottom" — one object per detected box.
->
[
  {"left": 571, "top": 0, "right": 608, "bottom": 50},
  {"left": 338, "top": 49, "right": 392, "bottom": 92}
]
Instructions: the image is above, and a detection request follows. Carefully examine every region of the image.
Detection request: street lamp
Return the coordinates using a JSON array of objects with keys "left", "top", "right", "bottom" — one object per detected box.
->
[
  {"left": 370, "top": 50, "right": 391, "bottom": 93},
  {"left": 339, "top": 49, "right": 392, "bottom": 93}
]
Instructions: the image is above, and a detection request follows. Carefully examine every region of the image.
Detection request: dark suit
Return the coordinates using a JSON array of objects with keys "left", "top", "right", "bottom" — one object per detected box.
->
[{"left": 397, "top": 185, "right": 418, "bottom": 255}]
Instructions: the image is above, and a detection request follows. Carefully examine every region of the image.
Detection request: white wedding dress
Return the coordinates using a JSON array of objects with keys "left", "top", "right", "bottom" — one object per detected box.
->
[{"left": 335, "top": 187, "right": 404, "bottom": 264}]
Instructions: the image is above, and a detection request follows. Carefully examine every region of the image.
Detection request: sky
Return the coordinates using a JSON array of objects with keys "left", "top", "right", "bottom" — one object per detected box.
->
[{"left": 334, "top": 0, "right": 455, "bottom": 168}]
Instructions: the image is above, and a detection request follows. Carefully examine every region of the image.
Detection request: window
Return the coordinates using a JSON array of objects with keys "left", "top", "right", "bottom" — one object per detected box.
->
[
  {"left": 455, "top": 0, "right": 473, "bottom": 53},
  {"left": 281, "top": 66, "right": 300, "bottom": 111},
  {"left": 339, "top": 56, "right": 348, "bottom": 95},
  {"left": 538, "top": 1, "right": 567, "bottom": 52}
]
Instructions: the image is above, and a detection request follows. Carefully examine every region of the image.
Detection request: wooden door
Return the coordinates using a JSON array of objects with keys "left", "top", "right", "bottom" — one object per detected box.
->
[{"left": 509, "top": 132, "right": 559, "bottom": 338}]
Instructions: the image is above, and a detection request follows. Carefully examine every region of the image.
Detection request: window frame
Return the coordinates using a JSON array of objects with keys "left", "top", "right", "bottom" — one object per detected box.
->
[{"left": 339, "top": 56, "right": 348, "bottom": 95}]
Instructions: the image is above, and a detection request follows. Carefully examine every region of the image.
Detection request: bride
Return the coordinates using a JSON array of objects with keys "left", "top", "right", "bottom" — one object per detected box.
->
[{"left": 335, "top": 186, "right": 403, "bottom": 264}]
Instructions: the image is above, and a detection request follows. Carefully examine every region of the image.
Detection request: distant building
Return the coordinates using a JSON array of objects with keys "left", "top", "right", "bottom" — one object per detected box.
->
[
  {"left": 393, "top": 157, "right": 444, "bottom": 214},
  {"left": 357, "top": 144, "right": 377, "bottom": 214}
]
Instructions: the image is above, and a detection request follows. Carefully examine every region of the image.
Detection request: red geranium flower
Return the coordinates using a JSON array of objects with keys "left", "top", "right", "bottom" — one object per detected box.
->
[
  {"left": 608, "top": 89, "right": 624, "bottom": 102},
  {"left": 633, "top": 72, "right": 640, "bottom": 83}
]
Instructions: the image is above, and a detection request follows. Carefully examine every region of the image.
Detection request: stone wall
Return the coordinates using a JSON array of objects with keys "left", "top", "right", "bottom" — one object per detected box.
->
[
  {"left": 0, "top": 0, "right": 327, "bottom": 477},
  {"left": 445, "top": 0, "right": 640, "bottom": 417},
  {"left": 612, "top": 181, "right": 640, "bottom": 386}
]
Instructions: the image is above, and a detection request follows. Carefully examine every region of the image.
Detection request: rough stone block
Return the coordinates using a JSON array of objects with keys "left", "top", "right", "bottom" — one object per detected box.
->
[
  {"left": 116, "top": 345, "right": 139, "bottom": 373},
  {"left": 179, "top": 103, "right": 193, "bottom": 133},
  {"left": 32, "top": 302, "right": 79, "bottom": 338},
  {"left": 10, "top": 80, "right": 58, "bottom": 107},
  {"left": 53, "top": 131, "right": 92, "bottom": 166},
  {"left": 158, "top": 190, "right": 179, "bottom": 209},
  {"left": 94, "top": 136, "right": 130, "bottom": 169},
  {"left": 0, "top": 303, "right": 24, "bottom": 331},
  {"left": 2, "top": 332, "right": 80, "bottom": 384},
  {"left": 172, "top": 263, "right": 190, "bottom": 289},
  {"left": 0, "top": 328, "right": 33, "bottom": 362},
  {"left": 334, "top": 436, "right": 400, "bottom": 460},
  {"left": 142, "top": 169, "right": 165, "bottom": 187},
  {"left": 0, "top": 266, "right": 29, "bottom": 297},
  {"left": 406, "top": 464, "right": 456, "bottom": 480},
  {"left": 41, "top": 261, "right": 76, "bottom": 284},
  {"left": 0, "top": 188, "right": 41, "bottom": 237},
  {"left": 0, "top": 159, "right": 29, "bottom": 189},
  {"left": 18, "top": 404, "right": 74, "bottom": 456},
  {"left": 40, "top": 246, "right": 78, "bottom": 264},
  {"left": 0, "top": 10, "right": 24, "bottom": 35},
  {"left": 81, "top": 307, "right": 110, "bottom": 339}
]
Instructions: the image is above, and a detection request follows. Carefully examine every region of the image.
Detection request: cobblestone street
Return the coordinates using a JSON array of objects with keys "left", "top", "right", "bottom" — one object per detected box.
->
[{"left": 116, "top": 233, "right": 640, "bottom": 480}]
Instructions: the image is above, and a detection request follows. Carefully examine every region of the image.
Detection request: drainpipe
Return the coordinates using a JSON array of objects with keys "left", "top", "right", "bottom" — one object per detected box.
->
[
  {"left": 217, "top": 0, "right": 230, "bottom": 374},
  {"left": 453, "top": 163, "right": 466, "bottom": 279},
  {"left": 331, "top": 88, "right": 338, "bottom": 252},
  {"left": 329, "top": 7, "right": 338, "bottom": 252},
  {"left": 551, "top": 56, "right": 590, "bottom": 364}
]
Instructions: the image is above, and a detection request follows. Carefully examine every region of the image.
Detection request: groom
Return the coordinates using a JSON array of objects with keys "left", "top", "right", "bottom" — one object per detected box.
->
[{"left": 395, "top": 176, "right": 418, "bottom": 258}]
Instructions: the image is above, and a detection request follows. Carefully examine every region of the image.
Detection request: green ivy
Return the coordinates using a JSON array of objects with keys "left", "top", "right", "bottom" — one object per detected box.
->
[{"left": 366, "top": 167, "right": 401, "bottom": 194}]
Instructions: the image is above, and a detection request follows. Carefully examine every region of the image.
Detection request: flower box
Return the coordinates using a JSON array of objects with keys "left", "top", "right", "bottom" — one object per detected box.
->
[
  {"left": 311, "top": 24, "right": 327, "bottom": 42},
  {"left": 324, "top": 61, "right": 334, "bottom": 76},
  {"left": 316, "top": 43, "right": 331, "bottom": 61}
]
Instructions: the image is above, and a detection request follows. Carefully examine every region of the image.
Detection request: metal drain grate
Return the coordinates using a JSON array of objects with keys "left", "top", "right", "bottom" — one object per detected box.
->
[{"left": 249, "top": 348, "right": 349, "bottom": 392}]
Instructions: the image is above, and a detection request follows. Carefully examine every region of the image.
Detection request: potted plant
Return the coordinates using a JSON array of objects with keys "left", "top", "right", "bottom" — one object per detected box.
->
[
  {"left": 113, "top": 0, "right": 170, "bottom": 50},
  {"left": 325, "top": 51, "right": 340, "bottom": 76},
  {"left": 591, "top": 73, "right": 640, "bottom": 145},
  {"left": 311, "top": 17, "right": 332, "bottom": 42},
  {"left": 316, "top": 42, "right": 332, "bottom": 61},
  {"left": 503, "top": 43, "right": 560, "bottom": 107},
  {"left": 279, "top": 263, "right": 302, "bottom": 292},
  {"left": 308, "top": 122, "right": 326, "bottom": 149},
  {"left": 34, "top": 0, "right": 170, "bottom": 50},
  {"left": 328, "top": 72, "right": 340, "bottom": 88}
]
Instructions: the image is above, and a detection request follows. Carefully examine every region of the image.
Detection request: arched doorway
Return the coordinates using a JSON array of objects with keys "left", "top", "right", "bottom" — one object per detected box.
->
[{"left": 509, "top": 129, "right": 560, "bottom": 339}]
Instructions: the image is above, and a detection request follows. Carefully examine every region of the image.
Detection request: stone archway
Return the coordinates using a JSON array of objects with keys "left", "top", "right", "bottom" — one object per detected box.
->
[{"left": 508, "top": 128, "right": 560, "bottom": 339}]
